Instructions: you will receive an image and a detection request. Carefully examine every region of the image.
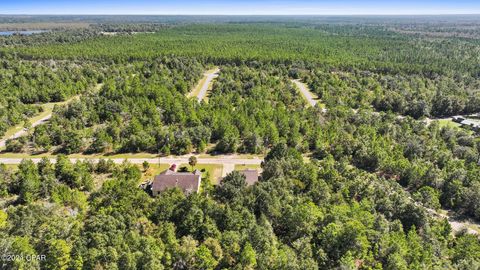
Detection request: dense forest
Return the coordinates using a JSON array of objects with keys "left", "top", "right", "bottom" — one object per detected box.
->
[
  {"left": 1, "top": 146, "right": 479, "bottom": 269},
  {"left": 0, "top": 16, "right": 479, "bottom": 269}
]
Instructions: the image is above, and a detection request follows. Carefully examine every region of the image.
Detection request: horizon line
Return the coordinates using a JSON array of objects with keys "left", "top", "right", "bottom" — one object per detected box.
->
[{"left": 2, "top": 13, "right": 480, "bottom": 16}]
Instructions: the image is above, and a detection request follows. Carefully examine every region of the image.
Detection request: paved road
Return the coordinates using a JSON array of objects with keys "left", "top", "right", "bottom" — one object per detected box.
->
[
  {"left": 197, "top": 68, "right": 220, "bottom": 101},
  {"left": 0, "top": 115, "right": 52, "bottom": 148},
  {"left": 291, "top": 79, "right": 318, "bottom": 107},
  {"left": 0, "top": 156, "right": 263, "bottom": 166}
]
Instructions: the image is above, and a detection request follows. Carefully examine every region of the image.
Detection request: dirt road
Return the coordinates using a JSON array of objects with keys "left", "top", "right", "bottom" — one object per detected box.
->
[
  {"left": 0, "top": 83, "right": 102, "bottom": 149},
  {"left": 0, "top": 114, "right": 51, "bottom": 148},
  {"left": 423, "top": 206, "right": 479, "bottom": 235},
  {"left": 189, "top": 68, "right": 220, "bottom": 102},
  {"left": 291, "top": 79, "right": 319, "bottom": 107},
  {"left": 408, "top": 193, "right": 479, "bottom": 235}
]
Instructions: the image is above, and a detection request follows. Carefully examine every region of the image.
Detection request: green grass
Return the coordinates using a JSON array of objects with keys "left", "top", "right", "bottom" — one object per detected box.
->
[
  {"left": 436, "top": 119, "right": 476, "bottom": 135},
  {"left": 140, "top": 164, "right": 171, "bottom": 181},
  {"left": 188, "top": 74, "right": 208, "bottom": 98},
  {"left": 191, "top": 164, "right": 223, "bottom": 185},
  {"left": 437, "top": 119, "right": 461, "bottom": 129},
  {"left": 1, "top": 105, "right": 52, "bottom": 142},
  {"left": 234, "top": 164, "right": 261, "bottom": 171},
  {"left": 2, "top": 164, "right": 18, "bottom": 171}
]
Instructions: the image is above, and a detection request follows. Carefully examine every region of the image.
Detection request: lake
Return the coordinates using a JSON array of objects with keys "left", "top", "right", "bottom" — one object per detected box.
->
[{"left": 0, "top": 30, "right": 49, "bottom": 36}]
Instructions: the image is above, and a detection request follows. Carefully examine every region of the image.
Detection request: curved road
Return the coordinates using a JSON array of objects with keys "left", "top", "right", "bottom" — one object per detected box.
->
[
  {"left": 0, "top": 114, "right": 52, "bottom": 148},
  {"left": 0, "top": 84, "right": 102, "bottom": 149}
]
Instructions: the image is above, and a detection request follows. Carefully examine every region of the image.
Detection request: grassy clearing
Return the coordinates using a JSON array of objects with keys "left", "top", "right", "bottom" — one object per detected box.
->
[
  {"left": 234, "top": 164, "right": 261, "bottom": 170},
  {"left": 436, "top": 119, "right": 476, "bottom": 136},
  {"left": 191, "top": 164, "right": 223, "bottom": 185},
  {"left": 437, "top": 119, "right": 461, "bottom": 129},
  {"left": 2, "top": 164, "right": 18, "bottom": 171},
  {"left": 140, "top": 164, "right": 171, "bottom": 181}
]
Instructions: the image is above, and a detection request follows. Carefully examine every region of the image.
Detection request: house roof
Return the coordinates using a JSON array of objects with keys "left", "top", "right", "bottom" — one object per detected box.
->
[
  {"left": 152, "top": 169, "right": 201, "bottom": 194},
  {"left": 238, "top": 169, "right": 259, "bottom": 186}
]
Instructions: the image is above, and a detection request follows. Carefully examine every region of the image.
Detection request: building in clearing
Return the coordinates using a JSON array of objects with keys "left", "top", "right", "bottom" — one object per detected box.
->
[
  {"left": 151, "top": 165, "right": 202, "bottom": 196},
  {"left": 237, "top": 169, "right": 259, "bottom": 186}
]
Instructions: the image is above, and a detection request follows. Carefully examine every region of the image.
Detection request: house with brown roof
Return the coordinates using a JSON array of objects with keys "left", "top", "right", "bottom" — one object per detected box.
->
[
  {"left": 151, "top": 165, "right": 202, "bottom": 196},
  {"left": 237, "top": 169, "right": 259, "bottom": 186}
]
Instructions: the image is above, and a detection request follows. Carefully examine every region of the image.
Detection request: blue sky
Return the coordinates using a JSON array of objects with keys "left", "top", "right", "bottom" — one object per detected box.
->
[{"left": 2, "top": 0, "right": 480, "bottom": 15}]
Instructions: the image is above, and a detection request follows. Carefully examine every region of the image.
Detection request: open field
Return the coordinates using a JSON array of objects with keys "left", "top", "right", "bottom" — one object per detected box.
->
[
  {"left": 234, "top": 164, "right": 262, "bottom": 170},
  {"left": 140, "top": 163, "right": 171, "bottom": 181},
  {"left": 2, "top": 164, "right": 18, "bottom": 171},
  {"left": 191, "top": 163, "right": 223, "bottom": 184}
]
